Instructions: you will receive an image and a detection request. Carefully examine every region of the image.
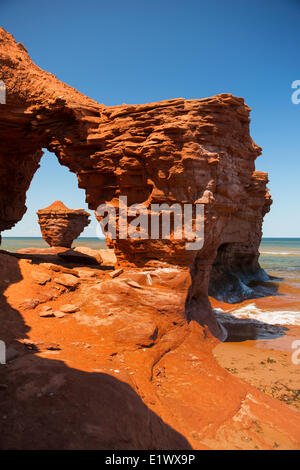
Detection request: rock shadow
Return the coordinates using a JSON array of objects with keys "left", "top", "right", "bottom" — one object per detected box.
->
[
  {"left": 0, "top": 254, "right": 191, "bottom": 450},
  {"left": 0, "top": 249, "right": 113, "bottom": 271}
]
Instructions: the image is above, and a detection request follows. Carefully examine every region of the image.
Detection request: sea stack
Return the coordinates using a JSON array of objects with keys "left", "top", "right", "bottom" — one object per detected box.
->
[{"left": 37, "top": 201, "right": 90, "bottom": 248}]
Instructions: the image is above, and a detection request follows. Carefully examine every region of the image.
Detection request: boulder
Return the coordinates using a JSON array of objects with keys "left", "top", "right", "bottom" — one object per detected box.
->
[
  {"left": 54, "top": 274, "right": 80, "bottom": 289},
  {"left": 31, "top": 271, "right": 51, "bottom": 285}
]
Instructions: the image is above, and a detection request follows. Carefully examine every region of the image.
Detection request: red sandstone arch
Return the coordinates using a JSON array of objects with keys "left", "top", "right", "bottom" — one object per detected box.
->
[{"left": 0, "top": 28, "right": 271, "bottom": 339}]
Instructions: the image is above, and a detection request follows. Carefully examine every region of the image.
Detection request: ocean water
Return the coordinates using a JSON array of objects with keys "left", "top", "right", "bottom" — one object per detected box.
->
[
  {"left": 0, "top": 237, "right": 107, "bottom": 252},
  {"left": 228, "top": 238, "right": 300, "bottom": 326},
  {"left": 259, "top": 238, "right": 300, "bottom": 293}
]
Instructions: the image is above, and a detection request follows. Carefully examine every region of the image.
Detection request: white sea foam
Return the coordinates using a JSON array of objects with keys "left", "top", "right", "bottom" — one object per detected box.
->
[{"left": 215, "top": 303, "right": 300, "bottom": 326}]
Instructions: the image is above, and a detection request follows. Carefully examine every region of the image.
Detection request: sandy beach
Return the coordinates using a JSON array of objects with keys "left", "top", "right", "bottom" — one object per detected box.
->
[{"left": 211, "top": 239, "right": 300, "bottom": 412}]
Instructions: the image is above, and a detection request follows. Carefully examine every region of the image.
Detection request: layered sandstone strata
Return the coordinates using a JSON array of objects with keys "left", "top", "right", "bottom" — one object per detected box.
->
[
  {"left": 0, "top": 28, "right": 272, "bottom": 339},
  {"left": 37, "top": 201, "right": 90, "bottom": 248}
]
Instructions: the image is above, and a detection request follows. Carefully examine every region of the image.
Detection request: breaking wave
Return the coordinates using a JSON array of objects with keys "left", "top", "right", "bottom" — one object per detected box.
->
[{"left": 215, "top": 303, "right": 300, "bottom": 326}]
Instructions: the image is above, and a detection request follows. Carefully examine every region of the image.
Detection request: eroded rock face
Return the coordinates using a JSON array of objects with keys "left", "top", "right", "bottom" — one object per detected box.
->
[
  {"left": 37, "top": 201, "right": 90, "bottom": 248},
  {"left": 0, "top": 28, "right": 272, "bottom": 338}
]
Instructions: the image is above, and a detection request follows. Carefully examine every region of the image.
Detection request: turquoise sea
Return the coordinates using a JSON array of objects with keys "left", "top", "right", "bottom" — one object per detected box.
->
[
  {"left": 227, "top": 238, "right": 300, "bottom": 326},
  {"left": 259, "top": 238, "right": 300, "bottom": 283}
]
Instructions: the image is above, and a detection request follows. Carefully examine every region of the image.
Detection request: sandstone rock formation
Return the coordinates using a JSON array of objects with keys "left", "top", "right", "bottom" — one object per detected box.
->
[
  {"left": 0, "top": 27, "right": 271, "bottom": 339},
  {"left": 37, "top": 201, "right": 90, "bottom": 248}
]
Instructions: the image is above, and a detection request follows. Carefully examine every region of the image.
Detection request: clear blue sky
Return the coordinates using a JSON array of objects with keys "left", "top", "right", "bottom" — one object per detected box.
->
[{"left": 1, "top": 0, "right": 299, "bottom": 237}]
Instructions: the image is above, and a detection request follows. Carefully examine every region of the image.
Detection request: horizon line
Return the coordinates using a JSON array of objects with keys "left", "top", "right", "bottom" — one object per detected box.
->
[{"left": 1, "top": 236, "right": 299, "bottom": 239}]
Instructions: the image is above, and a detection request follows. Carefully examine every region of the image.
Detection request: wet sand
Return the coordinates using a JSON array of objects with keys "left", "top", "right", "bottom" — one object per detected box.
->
[
  {"left": 212, "top": 238, "right": 300, "bottom": 411},
  {"left": 214, "top": 326, "right": 300, "bottom": 410},
  {"left": 212, "top": 271, "right": 300, "bottom": 411}
]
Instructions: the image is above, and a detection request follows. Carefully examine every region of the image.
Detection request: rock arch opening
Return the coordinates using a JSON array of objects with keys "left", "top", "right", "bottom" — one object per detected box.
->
[{"left": 1, "top": 149, "right": 100, "bottom": 240}]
